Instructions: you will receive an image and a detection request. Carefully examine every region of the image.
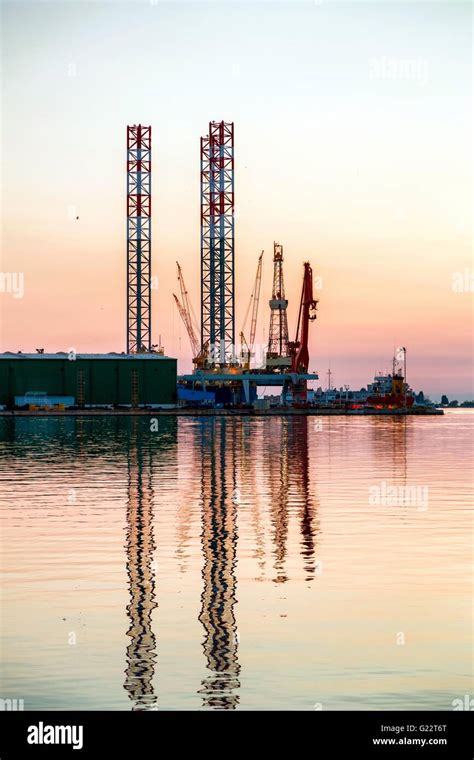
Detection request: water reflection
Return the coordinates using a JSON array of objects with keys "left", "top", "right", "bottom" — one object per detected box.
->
[
  {"left": 120, "top": 415, "right": 320, "bottom": 709},
  {"left": 197, "top": 418, "right": 240, "bottom": 709},
  {"left": 240, "top": 418, "right": 266, "bottom": 578},
  {"left": 123, "top": 418, "right": 158, "bottom": 710},
  {"left": 1, "top": 412, "right": 470, "bottom": 710},
  {"left": 268, "top": 418, "right": 290, "bottom": 584},
  {"left": 0, "top": 414, "right": 319, "bottom": 710},
  {"left": 288, "top": 418, "right": 319, "bottom": 582},
  {"left": 370, "top": 416, "right": 409, "bottom": 492},
  {"left": 267, "top": 417, "right": 319, "bottom": 583}
]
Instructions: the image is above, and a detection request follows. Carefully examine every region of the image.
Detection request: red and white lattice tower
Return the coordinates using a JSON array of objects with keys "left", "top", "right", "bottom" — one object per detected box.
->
[
  {"left": 200, "top": 121, "right": 235, "bottom": 366},
  {"left": 127, "top": 125, "right": 152, "bottom": 353}
]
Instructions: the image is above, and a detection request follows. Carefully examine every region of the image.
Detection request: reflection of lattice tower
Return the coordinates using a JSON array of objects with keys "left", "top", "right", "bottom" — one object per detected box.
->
[
  {"left": 266, "top": 242, "right": 291, "bottom": 368},
  {"left": 200, "top": 121, "right": 235, "bottom": 366},
  {"left": 127, "top": 125, "right": 152, "bottom": 354},
  {"left": 267, "top": 417, "right": 290, "bottom": 583},
  {"left": 198, "top": 418, "right": 240, "bottom": 709},
  {"left": 124, "top": 434, "right": 157, "bottom": 710}
]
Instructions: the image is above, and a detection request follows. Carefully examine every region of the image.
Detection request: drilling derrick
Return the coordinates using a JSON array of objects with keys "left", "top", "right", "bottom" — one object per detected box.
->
[
  {"left": 127, "top": 125, "right": 152, "bottom": 354},
  {"left": 266, "top": 243, "right": 292, "bottom": 370},
  {"left": 201, "top": 121, "right": 235, "bottom": 367}
]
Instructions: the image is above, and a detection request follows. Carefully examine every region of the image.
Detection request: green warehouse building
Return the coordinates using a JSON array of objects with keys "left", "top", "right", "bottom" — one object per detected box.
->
[{"left": 0, "top": 353, "right": 177, "bottom": 409}]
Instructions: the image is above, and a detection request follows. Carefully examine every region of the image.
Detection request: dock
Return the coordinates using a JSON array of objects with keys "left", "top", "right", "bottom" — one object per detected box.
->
[{"left": 0, "top": 407, "right": 443, "bottom": 418}]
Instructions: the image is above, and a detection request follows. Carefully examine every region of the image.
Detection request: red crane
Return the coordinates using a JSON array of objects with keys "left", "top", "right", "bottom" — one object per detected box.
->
[{"left": 289, "top": 262, "right": 318, "bottom": 399}]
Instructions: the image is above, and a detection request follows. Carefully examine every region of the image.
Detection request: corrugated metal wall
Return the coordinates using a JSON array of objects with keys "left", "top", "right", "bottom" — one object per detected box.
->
[{"left": 0, "top": 357, "right": 177, "bottom": 407}]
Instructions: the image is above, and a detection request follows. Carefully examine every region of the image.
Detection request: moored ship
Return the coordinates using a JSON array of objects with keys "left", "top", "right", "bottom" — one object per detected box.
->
[
  {"left": 365, "top": 351, "right": 414, "bottom": 409},
  {"left": 365, "top": 371, "right": 414, "bottom": 409}
]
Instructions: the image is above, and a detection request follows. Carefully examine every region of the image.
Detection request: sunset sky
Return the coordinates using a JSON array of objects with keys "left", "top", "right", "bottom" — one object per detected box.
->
[{"left": 1, "top": 0, "right": 472, "bottom": 399}]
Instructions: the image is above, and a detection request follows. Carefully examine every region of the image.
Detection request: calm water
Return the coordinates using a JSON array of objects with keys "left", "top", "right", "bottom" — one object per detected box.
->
[{"left": 0, "top": 411, "right": 472, "bottom": 711}]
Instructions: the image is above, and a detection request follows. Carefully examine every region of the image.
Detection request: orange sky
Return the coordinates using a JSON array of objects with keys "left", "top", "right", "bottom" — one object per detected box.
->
[{"left": 1, "top": 1, "right": 472, "bottom": 398}]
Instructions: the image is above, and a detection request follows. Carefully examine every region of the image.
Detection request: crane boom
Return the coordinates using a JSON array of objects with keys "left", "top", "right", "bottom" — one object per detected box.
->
[
  {"left": 290, "top": 262, "right": 318, "bottom": 374},
  {"left": 174, "top": 262, "right": 210, "bottom": 368},
  {"left": 176, "top": 262, "right": 199, "bottom": 335},
  {"left": 173, "top": 293, "right": 200, "bottom": 358},
  {"left": 241, "top": 250, "right": 264, "bottom": 369},
  {"left": 249, "top": 251, "right": 263, "bottom": 350}
]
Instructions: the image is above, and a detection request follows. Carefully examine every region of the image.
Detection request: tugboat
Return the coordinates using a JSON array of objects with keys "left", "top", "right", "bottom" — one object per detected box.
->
[{"left": 365, "top": 350, "right": 414, "bottom": 409}]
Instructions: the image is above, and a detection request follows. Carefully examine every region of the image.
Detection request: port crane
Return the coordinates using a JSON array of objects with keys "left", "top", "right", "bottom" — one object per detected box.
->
[
  {"left": 173, "top": 262, "right": 208, "bottom": 368},
  {"left": 240, "top": 251, "right": 264, "bottom": 369},
  {"left": 288, "top": 262, "right": 318, "bottom": 400}
]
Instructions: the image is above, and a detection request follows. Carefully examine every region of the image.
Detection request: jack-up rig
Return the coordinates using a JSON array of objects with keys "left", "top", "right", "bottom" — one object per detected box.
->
[{"left": 175, "top": 120, "right": 319, "bottom": 405}]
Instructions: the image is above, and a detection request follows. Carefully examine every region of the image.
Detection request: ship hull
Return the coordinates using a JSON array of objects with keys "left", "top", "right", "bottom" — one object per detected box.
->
[{"left": 365, "top": 394, "right": 414, "bottom": 409}]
